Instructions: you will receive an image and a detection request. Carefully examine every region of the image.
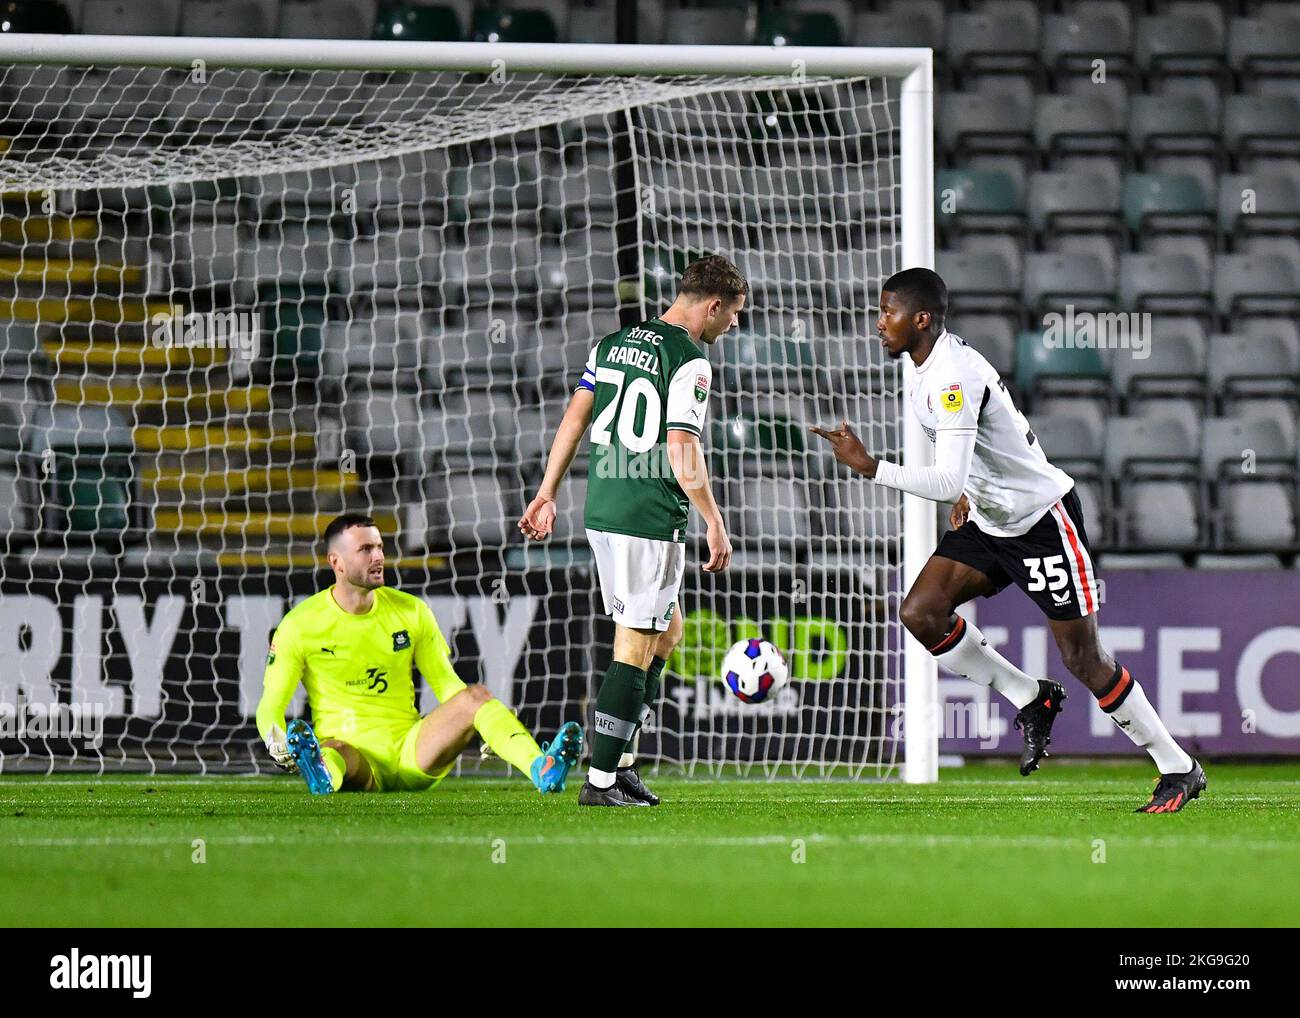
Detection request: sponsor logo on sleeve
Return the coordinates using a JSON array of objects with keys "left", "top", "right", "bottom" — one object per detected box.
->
[
  {"left": 941, "top": 383, "right": 964, "bottom": 412},
  {"left": 267, "top": 642, "right": 276, "bottom": 666},
  {"left": 694, "top": 374, "right": 708, "bottom": 402}
]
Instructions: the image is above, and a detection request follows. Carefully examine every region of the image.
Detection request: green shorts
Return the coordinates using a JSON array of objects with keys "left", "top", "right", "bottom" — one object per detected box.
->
[{"left": 322, "top": 717, "right": 452, "bottom": 792}]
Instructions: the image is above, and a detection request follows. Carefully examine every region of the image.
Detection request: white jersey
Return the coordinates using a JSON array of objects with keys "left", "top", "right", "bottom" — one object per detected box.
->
[{"left": 905, "top": 330, "right": 1073, "bottom": 537}]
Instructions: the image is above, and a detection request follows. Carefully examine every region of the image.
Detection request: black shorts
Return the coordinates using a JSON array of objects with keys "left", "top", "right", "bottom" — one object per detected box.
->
[{"left": 934, "top": 488, "right": 1101, "bottom": 621}]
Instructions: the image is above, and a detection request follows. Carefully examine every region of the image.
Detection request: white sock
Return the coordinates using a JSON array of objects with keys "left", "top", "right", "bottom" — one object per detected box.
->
[
  {"left": 587, "top": 766, "right": 616, "bottom": 789},
  {"left": 1101, "top": 667, "right": 1194, "bottom": 774},
  {"left": 932, "top": 615, "right": 1041, "bottom": 709},
  {"left": 618, "top": 730, "right": 640, "bottom": 770}
]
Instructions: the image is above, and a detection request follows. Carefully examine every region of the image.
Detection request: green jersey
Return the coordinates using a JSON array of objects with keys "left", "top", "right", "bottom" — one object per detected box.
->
[{"left": 576, "top": 317, "right": 713, "bottom": 542}]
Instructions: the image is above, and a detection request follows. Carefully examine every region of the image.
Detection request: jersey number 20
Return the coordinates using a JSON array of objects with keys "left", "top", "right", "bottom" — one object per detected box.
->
[{"left": 592, "top": 367, "right": 661, "bottom": 453}]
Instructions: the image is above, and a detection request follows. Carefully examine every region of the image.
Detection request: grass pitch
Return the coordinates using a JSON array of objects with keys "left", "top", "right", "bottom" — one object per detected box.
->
[{"left": 1, "top": 762, "right": 1297, "bottom": 927}]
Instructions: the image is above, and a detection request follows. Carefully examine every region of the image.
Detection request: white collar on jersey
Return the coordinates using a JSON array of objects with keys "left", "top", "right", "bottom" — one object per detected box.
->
[{"left": 913, "top": 328, "right": 951, "bottom": 375}]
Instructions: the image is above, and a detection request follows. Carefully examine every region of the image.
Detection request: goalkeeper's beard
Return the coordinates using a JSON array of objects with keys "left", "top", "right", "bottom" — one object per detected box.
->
[{"left": 344, "top": 565, "right": 386, "bottom": 591}]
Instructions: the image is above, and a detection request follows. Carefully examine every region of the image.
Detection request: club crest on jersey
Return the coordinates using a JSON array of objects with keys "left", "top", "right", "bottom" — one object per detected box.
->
[
  {"left": 694, "top": 374, "right": 708, "bottom": 402},
  {"left": 941, "top": 383, "right": 963, "bottom": 412},
  {"left": 391, "top": 629, "right": 411, "bottom": 652},
  {"left": 664, "top": 602, "right": 676, "bottom": 621}
]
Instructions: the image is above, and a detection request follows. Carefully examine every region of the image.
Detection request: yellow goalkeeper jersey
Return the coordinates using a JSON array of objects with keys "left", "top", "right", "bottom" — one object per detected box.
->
[{"left": 255, "top": 585, "right": 467, "bottom": 743}]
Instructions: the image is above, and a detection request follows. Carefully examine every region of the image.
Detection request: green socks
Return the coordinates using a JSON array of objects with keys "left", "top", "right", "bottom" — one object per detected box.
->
[{"left": 592, "top": 661, "right": 647, "bottom": 773}]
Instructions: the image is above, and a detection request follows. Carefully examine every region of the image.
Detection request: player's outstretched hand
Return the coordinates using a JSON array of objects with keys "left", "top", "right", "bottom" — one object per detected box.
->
[
  {"left": 949, "top": 494, "right": 970, "bottom": 529},
  {"left": 264, "top": 724, "right": 298, "bottom": 774},
  {"left": 810, "top": 419, "right": 875, "bottom": 476},
  {"left": 519, "top": 494, "right": 556, "bottom": 540},
  {"left": 704, "top": 520, "right": 732, "bottom": 573}
]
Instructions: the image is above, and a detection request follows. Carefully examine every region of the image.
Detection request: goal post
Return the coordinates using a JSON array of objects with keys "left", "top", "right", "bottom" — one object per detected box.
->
[{"left": 0, "top": 36, "right": 936, "bottom": 780}]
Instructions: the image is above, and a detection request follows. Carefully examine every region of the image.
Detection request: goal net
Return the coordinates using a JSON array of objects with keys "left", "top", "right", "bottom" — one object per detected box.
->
[{"left": 0, "top": 39, "right": 934, "bottom": 779}]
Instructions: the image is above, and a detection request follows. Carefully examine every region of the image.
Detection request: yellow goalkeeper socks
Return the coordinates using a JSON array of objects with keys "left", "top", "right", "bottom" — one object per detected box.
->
[
  {"left": 473, "top": 699, "right": 543, "bottom": 777},
  {"left": 321, "top": 746, "right": 345, "bottom": 791}
]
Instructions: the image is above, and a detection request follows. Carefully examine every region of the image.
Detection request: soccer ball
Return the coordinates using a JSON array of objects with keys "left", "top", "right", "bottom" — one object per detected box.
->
[{"left": 720, "top": 638, "right": 789, "bottom": 704}]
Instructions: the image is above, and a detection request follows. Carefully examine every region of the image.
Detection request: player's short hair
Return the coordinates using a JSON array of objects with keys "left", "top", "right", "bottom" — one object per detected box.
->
[
  {"left": 679, "top": 254, "right": 749, "bottom": 302},
  {"left": 323, "top": 512, "right": 378, "bottom": 549},
  {"left": 882, "top": 267, "right": 948, "bottom": 326}
]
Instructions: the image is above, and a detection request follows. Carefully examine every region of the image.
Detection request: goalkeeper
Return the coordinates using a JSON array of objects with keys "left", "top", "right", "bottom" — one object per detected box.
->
[{"left": 256, "top": 512, "right": 581, "bottom": 795}]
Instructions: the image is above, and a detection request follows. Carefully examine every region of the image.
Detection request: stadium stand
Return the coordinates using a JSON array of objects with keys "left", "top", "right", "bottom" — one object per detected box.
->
[{"left": 1, "top": 0, "right": 1298, "bottom": 569}]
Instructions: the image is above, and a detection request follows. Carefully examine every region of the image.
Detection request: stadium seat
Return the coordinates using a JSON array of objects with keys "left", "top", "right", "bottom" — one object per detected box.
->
[
  {"left": 937, "top": 249, "right": 1020, "bottom": 316},
  {"left": 737, "top": 476, "right": 810, "bottom": 551},
  {"left": 1027, "top": 412, "right": 1105, "bottom": 471},
  {"left": 1135, "top": 11, "right": 1228, "bottom": 85},
  {"left": 1223, "top": 95, "right": 1300, "bottom": 164},
  {"left": 1117, "top": 253, "right": 1212, "bottom": 320},
  {"left": 1104, "top": 416, "right": 1201, "bottom": 485},
  {"left": 934, "top": 169, "right": 1025, "bottom": 243},
  {"left": 1229, "top": 14, "right": 1300, "bottom": 85},
  {"left": 1122, "top": 173, "right": 1213, "bottom": 238},
  {"left": 1027, "top": 171, "right": 1123, "bottom": 249},
  {"left": 81, "top": 0, "right": 181, "bottom": 33},
  {"left": 1218, "top": 171, "right": 1300, "bottom": 243},
  {"left": 1213, "top": 253, "right": 1300, "bottom": 320},
  {"left": 372, "top": 2, "right": 462, "bottom": 40},
  {"left": 344, "top": 390, "right": 422, "bottom": 458},
  {"left": 1033, "top": 94, "right": 1128, "bottom": 169},
  {"left": 1014, "top": 329, "right": 1109, "bottom": 409},
  {"left": 470, "top": 4, "right": 557, "bottom": 42},
  {"left": 1207, "top": 331, "right": 1300, "bottom": 409},
  {"left": 422, "top": 469, "right": 509, "bottom": 551},
  {"left": 1040, "top": 5, "right": 1134, "bottom": 84},
  {"left": 1110, "top": 321, "right": 1208, "bottom": 412},
  {"left": 938, "top": 92, "right": 1035, "bottom": 167},
  {"left": 261, "top": 283, "right": 328, "bottom": 381},
  {"left": 947, "top": 315, "right": 1017, "bottom": 377},
  {"left": 1022, "top": 252, "right": 1116, "bottom": 319},
  {"left": 1194, "top": 552, "right": 1286, "bottom": 569},
  {"left": 0, "top": 0, "right": 73, "bottom": 31},
  {"left": 852, "top": 11, "right": 940, "bottom": 51},
  {"left": 1127, "top": 93, "right": 1220, "bottom": 158},
  {"left": 1219, "top": 479, "right": 1299, "bottom": 550},
  {"left": 36, "top": 405, "right": 135, "bottom": 542},
  {"left": 1201, "top": 415, "right": 1296, "bottom": 483},
  {"left": 1119, "top": 480, "right": 1203, "bottom": 550},
  {"left": 663, "top": 4, "right": 747, "bottom": 46},
  {"left": 945, "top": 2, "right": 1042, "bottom": 85},
  {"left": 753, "top": 7, "right": 843, "bottom": 47},
  {"left": 179, "top": 0, "right": 278, "bottom": 37},
  {"left": 278, "top": 0, "right": 373, "bottom": 39},
  {"left": 1097, "top": 552, "right": 1187, "bottom": 569}
]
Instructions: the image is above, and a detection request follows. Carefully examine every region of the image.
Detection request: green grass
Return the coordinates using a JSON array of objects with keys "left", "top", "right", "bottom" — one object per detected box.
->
[{"left": 2, "top": 763, "right": 1297, "bottom": 927}]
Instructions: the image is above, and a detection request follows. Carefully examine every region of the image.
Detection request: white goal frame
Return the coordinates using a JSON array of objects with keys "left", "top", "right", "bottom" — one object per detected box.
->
[{"left": 0, "top": 35, "right": 938, "bottom": 783}]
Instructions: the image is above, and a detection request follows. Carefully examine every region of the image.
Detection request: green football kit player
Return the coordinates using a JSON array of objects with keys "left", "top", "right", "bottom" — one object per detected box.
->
[
  {"left": 520, "top": 255, "right": 748, "bottom": 807},
  {"left": 256, "top": 513, "right": 582, "bottom": 795}
]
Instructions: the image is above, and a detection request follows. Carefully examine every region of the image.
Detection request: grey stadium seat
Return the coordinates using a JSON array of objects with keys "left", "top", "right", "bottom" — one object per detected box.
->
[
  {"left": 1034, "top": 94, "right": 1128, "bottom": 167},
  {"left": 1022, "top": 251, "right": 1115, "bottom": 316},
  {"left": 1027, "top": 170, "right": 1123, "bottom": 245},
  {"left": 277, "top": 0, "right": 373, "bottom": 39},
  {"left": 1201, "top": 415, "right": 1297, "bottom": 480},
  {"left": 1120, "top": 480, "right": 1203, "bottom": 549},
  {"left": 343, "top": 391, "right": 421, "bottom": 458},
  {"left": 1220, "top": 480, "right": 1298, "bottom": 550},
  {"left": 938, "top": 92, "right": 1034, "bottom": 163},
  {"left": 424, "top": 470, "right": 509, "bottom": 552},
  {"left": 1228, "top": 14, "right": 1300, "bottom": 83},
  {"left": 1218, "top": 171, "right": 1300, "bottom": 242},
  {"left": 1118, "top": 253, "right": 1212, "bottom": 319},
  {"left": 82, "top": 0, "right": 181, "bottom": 33},
  {"left": 662, "top": 5, "right": 747, "bottom": 45},
  {"left": 1223, "top": 95, "right": 1300, "bottom": 162},
  {"left": 1135, "top": 12, "right": 1227, "bottom": 81},
  {"left": 1213, "top": 253, "right": 1300, "bottom": 318},
  {"left": 945, "top": 2, "right": 1041, "bottom": 81},
  {"left": 180, "top": 0, "right": 279, "bottom": 37},
  {"left": 1104, "top": 415, "right": 1200, "bottom": 479},
  {"left": 1207, "top": 331, "right": 1300, "bottom": 407},
  {"left": 1110, "top": 325, "right": 1208, "bottom": 408}
]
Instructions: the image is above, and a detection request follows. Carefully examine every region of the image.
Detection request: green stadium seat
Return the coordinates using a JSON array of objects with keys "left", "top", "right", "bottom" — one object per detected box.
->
[
  {"left": 935, "top": 169, "right": 1024, "bottom": 243},
  {"left": 0, "top": 0, "right": 74, "bottom": 33},
  {"left": 710, "top": 415, "right": 806, "bottom": 458},
  {"left": 1122, "top": 173, "right": 1212, "bottom": 235},
  {"left": 56, "top": 458, "right": 133, "bottom": 538},
  {"left": 1015, "top": 330, "right": 1108, "bottom": 407},
  {"left": 261, "top": 283, "right": 328, "bottom": 381},
  {"left": 753, "top": 10, "right": 843, "bottom": 47},
  {"left": 470, "top": 5, "right": 558, "bottom": 43},
  {"left": 372, "top": 3, "right": 462, "bottom": 41}
]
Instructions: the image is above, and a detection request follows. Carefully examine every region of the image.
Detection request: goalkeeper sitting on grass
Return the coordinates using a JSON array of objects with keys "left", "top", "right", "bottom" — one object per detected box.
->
[{"left": 256, "top": 512, "right": 582, "bottom": 795}]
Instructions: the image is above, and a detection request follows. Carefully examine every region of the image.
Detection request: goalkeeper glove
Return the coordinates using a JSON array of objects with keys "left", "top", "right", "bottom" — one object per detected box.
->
[{"left": 264, "top": 724, "right": 297, "bottom": 773}]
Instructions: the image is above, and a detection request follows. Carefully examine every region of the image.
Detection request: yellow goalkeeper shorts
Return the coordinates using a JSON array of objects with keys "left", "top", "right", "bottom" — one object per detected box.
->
[{"left": 323, "top": 717, "right": 453, "bottom": 792}]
